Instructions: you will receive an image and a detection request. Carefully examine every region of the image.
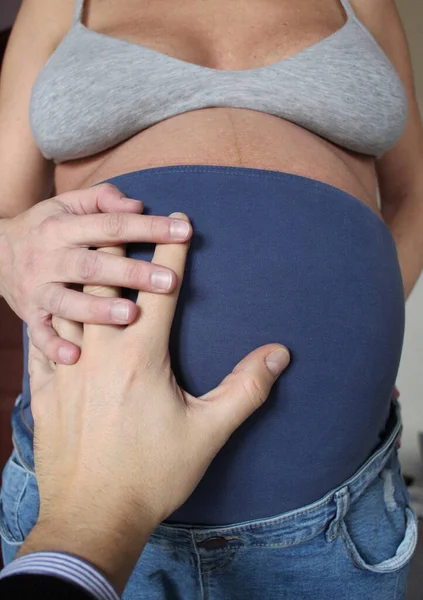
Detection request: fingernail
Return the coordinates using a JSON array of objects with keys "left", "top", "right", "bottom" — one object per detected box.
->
[
  {"left": 170, "top": 220, "right": 190, "bottom": 239},
  {"left": 111, "top": 302, "right": 130, "bottom": 323},
  {"left": 120, "top": 197, "right": 141, "bottom": 204},
  {"left": 151, "top": 270, "right": 173, "bottom": 291},
  {"left": 265, "top": 348, "right": 290, "bottom": 376},
  {"left": 58, "top": 347, "right": 74, "bottom": 364}
]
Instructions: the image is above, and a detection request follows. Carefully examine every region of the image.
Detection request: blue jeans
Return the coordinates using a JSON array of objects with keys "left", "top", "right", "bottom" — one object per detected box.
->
[{"left": 0, "top": 395, "right": 417, "bottom": 599}]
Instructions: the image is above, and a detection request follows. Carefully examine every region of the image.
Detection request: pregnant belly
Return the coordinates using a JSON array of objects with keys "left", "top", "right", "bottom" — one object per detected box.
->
[
  {"left": 114, "top": 165, "right": 405, "bottom": 525},
  {"left": 55, "top": 109, "right": 378, "bottom": 211},
  {"left": 23, "top": 164, "right": 404, "bottom": 525}
]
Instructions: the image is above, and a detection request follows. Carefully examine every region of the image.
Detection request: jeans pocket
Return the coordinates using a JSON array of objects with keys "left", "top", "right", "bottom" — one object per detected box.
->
[
  {"left": 340, "top": 451, "right": 418, "bottom": 573},
  {"left": 0, "top": 450, "right": 39, "bottom": 545}
]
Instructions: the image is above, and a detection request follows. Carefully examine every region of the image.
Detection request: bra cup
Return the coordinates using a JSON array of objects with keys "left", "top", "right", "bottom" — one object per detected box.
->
[{"left": 29, "top": 15, "right": 408, "bottom": 163}]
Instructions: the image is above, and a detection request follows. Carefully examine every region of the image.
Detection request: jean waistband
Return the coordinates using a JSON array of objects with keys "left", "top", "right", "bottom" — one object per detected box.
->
[{"left": 150, "top": 396, "right": 402, "bottom": 547}]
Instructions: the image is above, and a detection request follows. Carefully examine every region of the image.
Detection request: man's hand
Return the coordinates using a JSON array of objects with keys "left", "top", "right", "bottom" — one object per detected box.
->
[
  {"left": 22, "top": 212, "right": 290, "bottom": 593},
  {"left": 0, "top": 184, "right": 192, "bottom": 364}
]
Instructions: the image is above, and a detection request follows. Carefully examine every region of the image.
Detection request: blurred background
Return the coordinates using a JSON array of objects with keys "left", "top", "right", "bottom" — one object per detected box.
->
[{"left": 0, "top": 0, "right": 422, "bottom": 595}]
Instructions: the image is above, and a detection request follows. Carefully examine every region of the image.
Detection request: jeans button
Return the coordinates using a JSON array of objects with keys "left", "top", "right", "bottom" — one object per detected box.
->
[{"left": 197, "top": 536, "right": 229, "bottom": 550}]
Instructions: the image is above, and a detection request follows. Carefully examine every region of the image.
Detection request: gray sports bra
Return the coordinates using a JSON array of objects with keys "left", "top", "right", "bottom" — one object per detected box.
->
[{"left": 29, "top": 0, "right": 408, "bottom": 163}]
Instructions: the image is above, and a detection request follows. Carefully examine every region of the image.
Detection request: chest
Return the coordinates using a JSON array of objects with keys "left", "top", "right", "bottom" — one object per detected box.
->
[{"left": 83, "top": 0, "right": 348, "bottom": 70}]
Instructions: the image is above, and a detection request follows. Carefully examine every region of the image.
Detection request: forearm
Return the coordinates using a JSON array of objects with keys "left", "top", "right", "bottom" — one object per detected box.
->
[
  {"left": 381, "top": 180, "right": 423, "bottom": 300},
  {"left": 18, "top": 511, "right": 153, "bottom": 595}
]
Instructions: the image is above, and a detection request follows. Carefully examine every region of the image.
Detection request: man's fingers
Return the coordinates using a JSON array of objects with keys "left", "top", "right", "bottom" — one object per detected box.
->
[
  {"left": 29, "top": 321, "right": 81, "bottom": 365},
  {"left": 39, "top": 284, "right": 137, "bottom": 326},
  {"left": 60, "top": 248, "right": 178, "bottom": 294},
  {"left": 62, "top": 213, "right": 192, "bottom": 247},
  {"left": 52, "top": 315, "right": 83, "bottom": 348},
  {"left": 84, "top": 246, "right": 131, "bottom": 338},
  {"left": 135, "top": 213, "right": 191, "bottom": 334},
  {"left": 84, "top": 246, "right": 126, "bottom": 298},
  {"left": 198, "top": 344, "right": 290, "bottom": 444},
  {"left": 28, "top": 335, "right": 55, "bottom": 395},
  {"left": 56, "top": 183, "right": 144, "bottom": 216}
]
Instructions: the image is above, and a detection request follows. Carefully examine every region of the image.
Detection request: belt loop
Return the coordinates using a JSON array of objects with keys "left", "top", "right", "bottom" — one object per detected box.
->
[{"left": 326, "top": 486, "right": 350, "bottom": 542}]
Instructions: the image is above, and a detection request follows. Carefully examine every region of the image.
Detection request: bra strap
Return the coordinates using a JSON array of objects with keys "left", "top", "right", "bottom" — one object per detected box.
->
[
  {"left": 339, "top": 0, "right": 355, "bottom": 18},
  {"left": 73, "top": 0, "right": 85, "bottom": 24}
]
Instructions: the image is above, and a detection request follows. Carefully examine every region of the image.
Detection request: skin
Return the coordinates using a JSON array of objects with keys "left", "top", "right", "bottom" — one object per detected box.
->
[
  {"left": 0, "top": 0, "right": 421, "bottom": 590},
  {"left": 0, "top": 0, "right": 422, "bottom": 366},
  {"left": 0, "top": 185, "right": 193, "bottom": 363},
  {"left": 17, "top": 221, "right": 290, "bottom": 594}
]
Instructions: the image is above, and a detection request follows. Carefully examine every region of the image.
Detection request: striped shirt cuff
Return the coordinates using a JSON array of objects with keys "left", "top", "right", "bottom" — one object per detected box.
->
[{"left": 0, "top": 552, "right": 120, "bottom": 600}]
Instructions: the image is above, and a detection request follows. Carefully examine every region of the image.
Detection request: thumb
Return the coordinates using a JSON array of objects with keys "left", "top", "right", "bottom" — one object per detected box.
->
[{"left": 198, "top": 344, "right": 290, "bottom": 444}]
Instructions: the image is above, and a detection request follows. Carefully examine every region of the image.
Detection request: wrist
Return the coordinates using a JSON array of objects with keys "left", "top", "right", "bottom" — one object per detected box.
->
[{"left": 19, "top": 508, "right": 153, "bottom": 594}]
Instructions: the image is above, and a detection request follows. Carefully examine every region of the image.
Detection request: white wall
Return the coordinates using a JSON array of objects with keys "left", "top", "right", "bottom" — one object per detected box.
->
[
  {"left": 0, "top": 0, "right": 21, "bottom": 30},
  {"left": 396, "top": 0, "right": 423, "bottom": 480}
]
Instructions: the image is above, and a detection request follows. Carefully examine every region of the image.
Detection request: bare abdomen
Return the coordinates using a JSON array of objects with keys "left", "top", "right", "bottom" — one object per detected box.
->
[{"left": 55, "top": 108, "right": 378, "bottom": 212}]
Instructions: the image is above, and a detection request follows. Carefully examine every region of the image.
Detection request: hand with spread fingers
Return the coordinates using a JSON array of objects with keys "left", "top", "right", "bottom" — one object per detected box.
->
[
  {"left": 21, "top": 212, "right": 291, "bottom": 594},
  {"left": 0, "top": 184, "right": 192, "bottom": 365}
]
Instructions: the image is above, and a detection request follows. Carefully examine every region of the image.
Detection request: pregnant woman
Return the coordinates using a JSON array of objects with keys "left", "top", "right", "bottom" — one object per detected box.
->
[{"left": 0, "top": 0, "right": 422, "bottom": 598}]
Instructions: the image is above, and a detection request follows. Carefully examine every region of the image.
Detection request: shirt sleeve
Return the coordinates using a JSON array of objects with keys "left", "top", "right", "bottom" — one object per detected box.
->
[{"left": 0, "top": 552, "right": 120, "bottom": 600}]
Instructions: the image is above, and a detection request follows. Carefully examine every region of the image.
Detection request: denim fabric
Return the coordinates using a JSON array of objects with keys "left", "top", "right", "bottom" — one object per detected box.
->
[
  {"left": 0, "top": 396, "right": 39, "bottom": 566},
  {"left": 0, "top": 396, "right": 418, "bottom": 599},
  {"left": 20, "top": 166, "right": 405, "bottom": 524}
]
